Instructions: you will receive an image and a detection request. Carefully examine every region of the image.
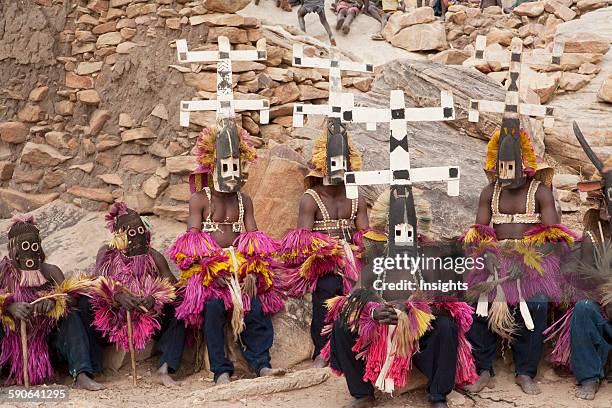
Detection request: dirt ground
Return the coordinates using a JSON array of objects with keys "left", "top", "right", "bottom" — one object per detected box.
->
[{"left": 1, "top": 355, "right": 610, "bottom": 408}]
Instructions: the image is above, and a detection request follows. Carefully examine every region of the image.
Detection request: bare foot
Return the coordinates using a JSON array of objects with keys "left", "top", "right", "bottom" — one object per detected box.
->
[
  {"left": 463, "top": 370, "right": 491, "bottom": 393},
  {"left": 575, "top": 381, "right": 599, "bottom": 400},
  {"left": 154, "top": 363, "right": 180, "bottom": 387},
  {"left": 515, "top": 375, "right": 541, "bottom": 395},
  {"left": 431, "top": 402, "right": 449, "bottom": 408},
  {"left": 342, "top": 24, "right": 351, "bottom": 35},
  {"left": 331, "top": 38, "right": 337, "bottom": 46},
  {"left": 313, "top": 354, "right": 328, "bottom": 368},
  {"left": 259, "top": 367, "right": 286, "bottom": 377},
  {"left": 336, "top": 18, "right": 345, "bottom": 30},
  {"left": 215, "top": 372, "right": 231, "bottom": 385},
  {"left": 73, "top": 373, "right": 105, "bottom": 391},
  {"left": 342, "top": 396, "right": 375, "bottom": 408}
]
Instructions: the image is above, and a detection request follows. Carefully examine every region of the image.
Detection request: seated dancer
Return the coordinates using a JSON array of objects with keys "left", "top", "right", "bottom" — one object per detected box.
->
[
  {"left": 87, "top": 204, "right": 184, "bottom": 387},
  {"left": 0, "top": 215, "right": 103, "bottom": 390},
  {"left": 297, "top": 0, "right": 336, "bottom": 46},
  {"left": 333, "top": 0, "right": 364, "bottom": 35},
  {"left": 279, "top": 118, "right": 369, "bottom": 368},
  {"left": 462, "top": 119, "right": 576, "bottom": 395},
  {"left": 544, "top": 123, "right": 611, "bottom": 400},
  {"left": 169, "top": 117, "right": 285, "bottom": 385},
  {"left": 368, "top": 0, "right": 405, "bottom": 41},
  {"left": 323, "top": 190, "right": 477, "bottom": 408}
]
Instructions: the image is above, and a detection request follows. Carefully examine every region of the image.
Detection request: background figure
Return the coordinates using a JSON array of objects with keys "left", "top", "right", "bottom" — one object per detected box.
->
[
  {"left": 297, "top": 0, "right": 337, "bottom": 45},
  {"left": 333, "top": 0, "right": 364, "bottom": 34},
  {"left": 255, "top": 0, "right": 292, "bottom": 11},
  {"left": 368, "top": 0, "right": 405, "bottom": 40}
]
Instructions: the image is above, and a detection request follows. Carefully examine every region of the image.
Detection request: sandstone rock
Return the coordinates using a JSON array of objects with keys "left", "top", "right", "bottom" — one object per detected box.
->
[
  {"left": 152, "top": 205, "right": 189, "bottom": 221},
  {"left": 155, "top": 166, "right": 170, "bottom": 179},
  {"left": 67, "top": 186, "right": 114, "bottom": 203},
  {"left": 207, "top": 27, "right": 248, "bottom": 44},
  {"left": 260, "top": 124, "right": 289, "bottom": 143},
  {"left": 231, "top": 61, "right": 266, "bottom": 73},
  {"left": 298, "top": 84, "right": 328, "bottom": 101},
  {"left": 242, "top": 115, "right": 260, "bottom": 136},
  {"left": 166, "top": 156, "right": 197, "bottom": 174},
  {"left": 110, "top": 0, "right": 130, "bottom": 6},
  {"left": 518, "top": 23, "right": 544, "bottom": 38},
  {"left": 69, "top": 162, "right": 95, "bottom": 173},
  {"left": 76, "top": 61, "right": 103, "bottom": 75},
  {"left": 544, "top": 0, "right": 577, "bottom": 21},
  {"left": 55, "top": 100, "right": 75, "bottom": 116},
  {"left": 96, "top": 152, "right": 115, "bottom": 168},
  {"left": 576, "top": 0, "right": 608, "bottom": 11},
  {"left": 121, "top": 127, "right": 156, "bottom": 142},
  {"left": 97, "top": 173, "right": 123, "bottom": 186},
  {"left": 120, "top": 154, "right": 159, "bottom": 174},
  {"left": 96, "top": 134, "right": 122, "bottom": 151},
  {"left": 447, "top": 11, "right": 467, "bottom": 25},
  {"left": 21, "top": 142, "right": 72, "bottom": 167},
  {"left": 143, "top": 175, "right": 169, "bottom": 198},
  {"left": 197, "top": 13, "right": 246, "bottom": 27},
  {"left": 29, "top": 86, "right": 49, "bottom": 102},
  {"left": 42, "top": 170, "right": 65, "bottom": 189},
  {"left": 272, "top": 115, "right": 293, "bottom": 127},
  {"left": 77, "top": 14, "right": 99, "bottom": 25},
  {"left": 88, "top": 109, "right": 111, "bottom": 136},
  {"left": 13, "top": 169, "right": 44, "bottom": 184},
  {"left": 430, "top": 49, "right": 471, "bottom": 65},
  {"left": 18, "top": 105, "right": 45, "bottom": 122},
  {"left": 93, "top": 22, "right": 117, "bottom": 35},
  {"left": 116, "top": 18, "right": 136, "bottom": 30},
  {"left": 166, "top": 184, "right": 191, "bottom": 202},
  {"left": 382, "top": 8, "right": 435, "bottom": 40},
  {"left": 513, "top": 1, "right": 545, "bottom": 17},
  {"left": 0, "top": 161, "right": 15, "bottom": 181},
  {"left": 97, "top": 31, "right": 123, "bottom": 47},
  {"left": 553, "top": 173, "right": 581, "bottom": 190},
  {"left": 65, "top": 72, "right": 94, "bottom": 89},
  {"left": 353, "top": 77, "right": 374, "bottom": 92},
  {"left": 77, "top": 90, "right": 101, "bottom": 105},
  {"left": 486, "top": 28, "right": 514, "bottom": 46},
  {"left": 559, "top": 72, "right": 592, "bottom": 91},
  {"left": 44, "top": 131, "right": 69, "bottom": 149},
  {"left": 151, "top": 104, "right": 169, "bottom": 120},
  {"left": 556, "top": 32, "right": 610, "bottom": 54},
  {"left": 203, "top": 0, "right": 251, "bottom": 13},
  {"left": 0, "top": 189, "right": 59, "bottom": 216},
  {"left": 273, "top": 82, "right": 300, "bottom": 105},
  {"left": 116, "top": 42, "right": 137, "bottom": 53},
  {"left": 390, "top": 22, "right": 448, "bottom": 52},
  {"left": 597, "top": 74, "right": 612, "bottom": 103},
  {"left": 578, "top": 62, "right": 601, "bottom": 75},
  {"left": 166, "top": 18, "right": 181, "bottom": 30},
  {"left": 119, "top": 113, "right": 134, "bottom": 128},
  {"left": 525, "top": 70, "right": 559, "bottom": 103},
  {"left": 0, "top": 121, "right": 28, "bottom": 144}
]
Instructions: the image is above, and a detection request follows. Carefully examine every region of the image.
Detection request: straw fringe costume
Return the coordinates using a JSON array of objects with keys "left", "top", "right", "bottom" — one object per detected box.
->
[
  {"left": 320, "top": 193, "right": 478, "bottom": 401},
  {"left": 462, "top": 129, "right": 576, "bottom": 379},
  {"left": 0, "top": 216, "right": 92, "bottom": 385},
  {"left": 170, "top": 124, "right": 285, "bottom": 380},
  {"left": 279, "top": 131, "right": 368, "bottom": 358}
]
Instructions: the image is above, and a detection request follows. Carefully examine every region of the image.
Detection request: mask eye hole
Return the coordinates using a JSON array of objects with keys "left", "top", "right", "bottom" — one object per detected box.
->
[
  {"left": 21, "top": 241, "right": 30, "bottom": 251},
  {"left": 128, "top": 229, "right": 137, "bottom": 237},
  {"left": 137, "top": 226, "right": 145, "bottom": 234},
  {"left": 31, "top": 242, "right": 40, "bottom": 252},
  {"left": 223, "top": 163, "right": 228, "bottom": 172},
  {"left": 233, "top": 163, "right": 238, "bottom": 171}
]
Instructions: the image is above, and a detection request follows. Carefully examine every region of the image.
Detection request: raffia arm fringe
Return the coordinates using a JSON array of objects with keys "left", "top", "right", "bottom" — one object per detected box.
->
[
  {"left": 0, "top": 293, "right": 16, "bottom": 331},
  {"left": 488, "top": 289, "right": 517, "bottom": 341}
]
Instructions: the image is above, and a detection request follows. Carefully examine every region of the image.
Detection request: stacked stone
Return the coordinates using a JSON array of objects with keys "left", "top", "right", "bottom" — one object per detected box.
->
[{"left": 0, "top": 0, "right": 373, "bottom": 221}]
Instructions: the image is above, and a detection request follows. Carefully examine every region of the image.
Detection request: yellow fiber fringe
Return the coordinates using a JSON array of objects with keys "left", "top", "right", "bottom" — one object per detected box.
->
[
  {"left": 196, "top": 124, "right": 257, "bottom": 171},
  {"left": 310, "top": 130, "right": 362, "bottom": 175},
  {"left": 109, "top": 230, "right": 128, "bottom": 251},
  {"left": 0, "top": 294, "right": 16, "bottom": 331},
  {"left": 513, "top": 244, "right": 544, "bottom": 276},
  {"left": 364, "top": 230, "right": 388, "bottom": 242},
  {"left": 485, "top": 129, "right": 538, "bottom": 176},
  {"left": 324, "top": 295, "right": 345, "bottom": 311},
  {"left": 45, "top": 276, "right": 95, "bottom": 320},
  {"left": 524, "top": 227, "right": 575, "bottom": 246},
  {"left": 463, "top": 226, "right": 496, "bottom": 245}
]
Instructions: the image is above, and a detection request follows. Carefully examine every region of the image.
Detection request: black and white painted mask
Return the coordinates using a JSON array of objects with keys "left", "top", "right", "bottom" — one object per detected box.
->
[
  {"left": 13, "top": 232, "right": 43, "bottom": 271},
  {"left": 324, "top": 118, "right": 350, "bottom": 186},
  {"left": 497, "top": 117, "right": 525, "bottom": 190},
  {"left": 214, "top": 117, "right": 242, "bottom": 193}
]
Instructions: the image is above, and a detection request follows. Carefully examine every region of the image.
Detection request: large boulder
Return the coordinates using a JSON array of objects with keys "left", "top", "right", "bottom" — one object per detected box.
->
[
  {"left": 389, "top": 22, "right": 448, "bottom": 52},
  {"left": 204, "top": 0, "right": 251, "bottom": 13}
]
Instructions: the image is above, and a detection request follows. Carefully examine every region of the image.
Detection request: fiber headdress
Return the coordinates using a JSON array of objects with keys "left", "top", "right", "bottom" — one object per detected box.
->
[
  {"left": 189, "top": 121, "right": 257, "bottom": 193},
  {"left": 484, "top": 128, "right": 553, "bottom": 187},
  {"left": 369, "top": 187, "right": 432, "bottom": 235},
  {"left": 304, "top": 122, "right": 363, "bottom": 189}
]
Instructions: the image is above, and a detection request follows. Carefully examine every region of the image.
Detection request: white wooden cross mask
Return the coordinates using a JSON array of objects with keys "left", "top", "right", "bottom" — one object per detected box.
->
[
  {"left": 344, "top": 90, "right": 460, "bottom": 256},
  {"left": 176, "top": 36, "right": 270, "bottom": 126},
  {"left": 291, "top": 43, "right": 375, "bottom": 127},
  {"left": 468, "top": 35, "right": 565, "bottom": 128}
]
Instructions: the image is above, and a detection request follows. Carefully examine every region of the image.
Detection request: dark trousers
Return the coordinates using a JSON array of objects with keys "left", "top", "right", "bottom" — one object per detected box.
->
[
  {"left": 466, "top": 293, "right": 548, "bottom": 378},
  {"left": 329, "top": 315, "right": 458, "bottom": 402},
  {"left": 76, "top": 296, "right": 186, "bottom": 373},
  {"left": 312, "top": 274, "right": 344, "bottom": 358},
  {"left": 203, "top": 296, "right": 273, "bottom": 381},
  {"left": 0, "top": 306, "right": 96, "bottom": 379},
  {"left": 570, "top": 300, "right": 612, "bottom": 385}
]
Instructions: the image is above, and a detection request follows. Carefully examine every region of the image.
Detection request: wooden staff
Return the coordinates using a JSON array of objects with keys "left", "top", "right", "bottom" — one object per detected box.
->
[
  {"left": 126, "top": 310, "right": 137, "bottom": 386},
  {"left": 20, "top": 320, "right": 29, "bottom": 387}
]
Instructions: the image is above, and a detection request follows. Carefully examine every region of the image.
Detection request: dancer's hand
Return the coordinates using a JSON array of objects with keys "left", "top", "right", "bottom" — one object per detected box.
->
[
  {"left": 7, "top": 302, "right": 33, "bottom": 321},
  {"left": 114, "top": 292, "right": 139, "bottom": 311},
  {"left": 215, "top": 276, "right": 228, "bottom": 288},
  {"left": 33, "top": 298, "right": 55, "bottom": 315},
  {"left": 372, "top": 304, "right": 398, "bottom": 325},
  {"left": 139, "top": 295, "right": 155, "bottom": 311}
]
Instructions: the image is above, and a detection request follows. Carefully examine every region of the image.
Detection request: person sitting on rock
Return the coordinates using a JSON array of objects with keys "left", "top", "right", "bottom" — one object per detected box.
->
[
  {"left": 0, "top": 215, "right": 104, "bottom": 391},
  {"left": 86, "top": 203, "right": 185, "bottom": 387},
  {"left": 333, "top": 0, "right": 366, "bottom": 35},
  {"left": 297, "top": 0, "right": 337, "bottom": 45},
  {"left": 254, "top": 0, "right": 292, "bottom": 12},
  {"left": 169, "top": 118, "right": 286, "bottom": 385},
  {"left": 368, "top": 0, "right": 405, "bottom": 41}
]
